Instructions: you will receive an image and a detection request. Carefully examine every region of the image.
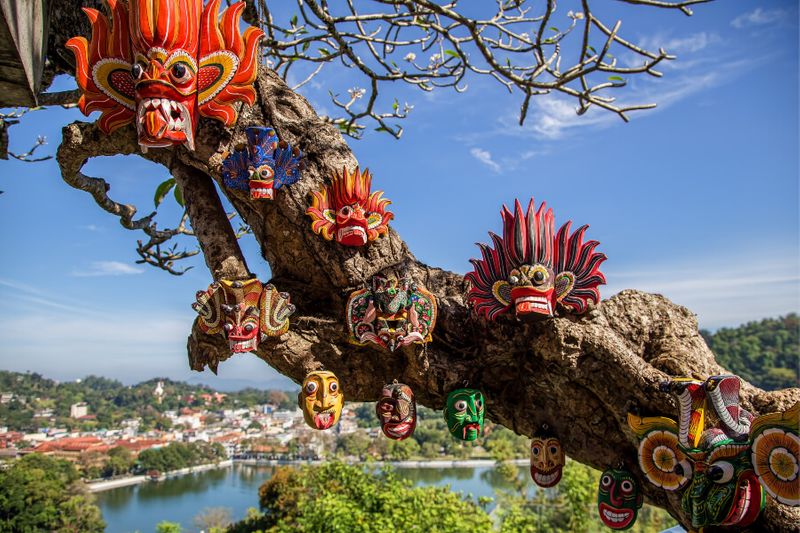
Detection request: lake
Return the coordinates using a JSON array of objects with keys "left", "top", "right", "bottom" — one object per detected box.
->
[{"left": 96, "top": 463, "right": 535, "bottom": 532}]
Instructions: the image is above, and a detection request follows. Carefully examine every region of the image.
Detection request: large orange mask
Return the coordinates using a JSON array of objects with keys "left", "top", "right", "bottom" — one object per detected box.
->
[{"left": 67, "top": 0, "right": 264, "bottom": 151}]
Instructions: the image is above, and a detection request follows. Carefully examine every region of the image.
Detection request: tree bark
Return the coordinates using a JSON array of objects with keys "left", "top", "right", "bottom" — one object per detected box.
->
[{"left": 58, "top": 67, "right": 799, "bottom": 531}]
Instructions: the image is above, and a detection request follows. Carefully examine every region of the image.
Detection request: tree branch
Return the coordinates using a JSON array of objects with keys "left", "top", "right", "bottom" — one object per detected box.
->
[{"left": 169, "top": 68, "right": 799, "bottom": 531}]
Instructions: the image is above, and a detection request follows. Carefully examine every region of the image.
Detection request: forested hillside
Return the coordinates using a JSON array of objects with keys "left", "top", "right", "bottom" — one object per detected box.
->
[
  {"left": 0, "top": 372, "right": 296, "bottom": 432},
  {"left": 701, "top": 313, "right": 799, "bottom": 390}
]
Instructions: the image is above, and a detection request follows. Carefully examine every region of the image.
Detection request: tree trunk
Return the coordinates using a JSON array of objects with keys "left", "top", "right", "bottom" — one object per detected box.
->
[{"left": 58, "top": 65, "right": 799, "bottom": 532}]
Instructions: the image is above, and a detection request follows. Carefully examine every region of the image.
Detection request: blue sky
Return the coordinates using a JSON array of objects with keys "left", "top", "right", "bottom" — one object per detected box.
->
[{"left": 0, "top": 1, "right": 797, "bottom": 390}]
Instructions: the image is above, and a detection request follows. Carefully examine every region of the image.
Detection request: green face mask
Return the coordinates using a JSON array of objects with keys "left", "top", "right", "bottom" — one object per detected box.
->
[
  {"left": 443, "top": 388, "right": 484, "bottom": 441},
  {"left": 597, "top": 468, "right": 643, "bottom": 530}
]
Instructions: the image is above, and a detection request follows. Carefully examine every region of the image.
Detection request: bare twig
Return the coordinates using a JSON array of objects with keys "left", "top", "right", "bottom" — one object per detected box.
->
[{"left": 253, "top": 0, "right": 709, "bottom": 138}]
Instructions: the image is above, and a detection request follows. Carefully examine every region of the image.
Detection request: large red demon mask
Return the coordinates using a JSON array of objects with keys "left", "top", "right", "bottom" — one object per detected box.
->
[
  {"left": 305, "top": 167, "right": 394, "bottom": 247},
  {"left": 467, "top": 198, "right": 606, "bottom": 320},
  {"left": 67, "top": 0, "right": 264, "bottom": 151}
]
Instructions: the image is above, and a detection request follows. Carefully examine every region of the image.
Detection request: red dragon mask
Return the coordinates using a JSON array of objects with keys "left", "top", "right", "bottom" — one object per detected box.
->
[
  {"left": 67, "top": 0, "right": 264, "bottom": 152},
  {"left": 305, "top": 166, "right": 394, "bottom": 247},
  {"left": 467, "top": 198, "right": 606, "bottom": 320}
]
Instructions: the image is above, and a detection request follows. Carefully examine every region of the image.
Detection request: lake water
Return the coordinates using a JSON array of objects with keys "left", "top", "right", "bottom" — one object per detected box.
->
[{"left": 96, "top": 463, "right": 535, "bottom": 532}]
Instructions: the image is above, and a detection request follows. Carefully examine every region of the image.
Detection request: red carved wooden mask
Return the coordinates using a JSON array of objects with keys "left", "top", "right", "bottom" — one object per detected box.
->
[
  {"left": 67, "top": 0, "right": 264, "bottom": 151},
  {"left": 467, "top": 198, "right": 606, "bottom": 321}
]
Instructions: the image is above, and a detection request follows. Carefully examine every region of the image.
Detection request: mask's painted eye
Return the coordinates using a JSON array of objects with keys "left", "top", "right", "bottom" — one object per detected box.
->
[
  {"left": 549, "top": 446, "right": 559, "bottom": 455},
  {"left": 620, "top": 480, "right": 634, "bottom": 494},
  {"left": 709, "top": 462, "right": 734, "bottom": 484},
  {"left": 454, "top": 400, "right": 467, "bottom": 412},
  {"left": 171, "top": 62, "right": 191, "bottom": 83},
  {"left": 132, "top": 63, "right": 144, "bottom": 79},
  {"left": 329, "top": 381, "right": 339, "bottom": 393},
  {"left": 305, "top": 381, "right": 318, "bottom": 395},
  {"left": 339, "top": 206, "right": 352, "bottom": 217},
  {"left": 531, "top": 445, "right": 541, "bottom": 456},
  {"left": 223, "top": 323, "right": 233, "bottom": 332},
  {"left": 476, "top": 398, "right": 483, "bottom": 410},
  {"left": 533, "top": 270, "right": 545, "bottom": 283},
  {"left": 243, "top": 323, "right": 255, "bottom": 332},
  {"left": 600, "top": 475, "right": 613, "bottom": 488},
  {"left": 675, "top": 459, "right": 693, "bottom": 480},
  {"left": 380, "top": 403, "right": 393, "bottom": 411},
  {"left": 509, "top": 275, "right": 519, "bottom": 284}
]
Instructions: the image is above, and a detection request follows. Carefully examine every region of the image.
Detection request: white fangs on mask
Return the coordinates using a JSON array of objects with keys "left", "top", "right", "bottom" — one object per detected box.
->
[{"left": 135, "top": 97, "right": 195, "bottom": 151}]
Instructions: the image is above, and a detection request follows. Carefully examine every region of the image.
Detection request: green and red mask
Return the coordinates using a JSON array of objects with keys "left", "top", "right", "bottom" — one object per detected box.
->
[
  {"left": 443, "top": 389, "right": 484, "bottom": 441},
  {"left": 597, "top": 468, "right": 643, "bottom": 530},
  {"left": 629, "top": 376, "right": 799, "bottom": 530}
]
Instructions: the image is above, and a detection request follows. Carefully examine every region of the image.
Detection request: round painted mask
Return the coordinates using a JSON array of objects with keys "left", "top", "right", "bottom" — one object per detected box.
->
[
  {"left": 597, "top": 468, "right": 643, "bottom": 530},
  {"left": 376, "top": 382, "right": 416, "bottom": 440},
  {"left": 443, "top": 388, "right": 485, "bottom": 441},
  {"left": 298, "top": 371, "right": 343, "bottom": 430},
  {"left": 530, "top": 428, "right": 565, "bottom": 488}
]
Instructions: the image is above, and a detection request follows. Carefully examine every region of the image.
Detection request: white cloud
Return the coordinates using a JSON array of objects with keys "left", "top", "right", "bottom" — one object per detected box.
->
[
  {"left": 636, "top": 32, "right": 721, "bottom": 57},
  {"left": 469, "top": 147, "right": 501, "bottom": 173},
  {"left": 72, "top": 261, "right": 144, "bottom": 277},
  {"left": 605, "top": 253, "right": 799, "bottom": 330},
  {"left": 731, "top": 8, "right": 784, "bottom": 29}
]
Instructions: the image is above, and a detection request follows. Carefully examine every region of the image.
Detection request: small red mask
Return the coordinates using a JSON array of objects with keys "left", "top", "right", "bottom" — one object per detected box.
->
[{"left": 306, "top": 166, "right": 394, "bottom": 247}]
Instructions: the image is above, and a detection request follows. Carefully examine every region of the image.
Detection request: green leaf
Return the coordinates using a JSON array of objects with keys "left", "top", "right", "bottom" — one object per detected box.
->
[
  {"left": 444, "top": 50, "right": 458, "bottom": 58},
  {"left": 549, "top": 26, "right": 559, "bottom": 32},
  {"left": 302, "top": 41, "right": 310, "bottom": 52},
  {"left": 392, "top": 99, "right": 399, "bottom": 111},
  {"left": 608, "top": 75, "right": 625, "bottom": 83},
  {"left": 154, "top": 178, "right": 176, "bottom": 208},
  {"left": 173, "top": 182, "right": 185, "bottom": 207},
  {"left": 319, "top": 48, "right": 330, "bottom": 56},
  {"left": 290, "top": 14, "right": 298, "bottom": 27}
]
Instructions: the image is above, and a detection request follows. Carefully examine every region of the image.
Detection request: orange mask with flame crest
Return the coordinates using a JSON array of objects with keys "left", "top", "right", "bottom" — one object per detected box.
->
[{"left": 67, "top": 0, "right": 264, "bottom": 152}]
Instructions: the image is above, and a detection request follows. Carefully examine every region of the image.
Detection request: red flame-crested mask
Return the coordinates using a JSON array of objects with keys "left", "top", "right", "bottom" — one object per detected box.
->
[
  {"left": 67, "top": 0, "right": 264, "bottom": 151},
  {"left": 305, "top": 166, "right": 394, "bottom": 246},
  {"left": 192, "top": 278, "right": 295, "bottom": 354},
  {"left": 466, "top": 198, "right": 606, "bottom": 320}
]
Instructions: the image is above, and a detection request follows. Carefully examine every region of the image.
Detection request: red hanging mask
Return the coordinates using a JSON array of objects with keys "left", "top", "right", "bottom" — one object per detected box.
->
[{"left": 67, "top": 0, "right": 264, "bottom": 152}]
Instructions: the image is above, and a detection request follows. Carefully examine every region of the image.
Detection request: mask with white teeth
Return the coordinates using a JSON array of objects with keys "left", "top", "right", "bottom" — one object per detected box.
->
[
  {"left": 530, "top": 426, "right": 565, "bottom": 488},
  {"left": 222, "top": 126, "right": 304, "bottom": 200},
  {"left": 306, "top": 166, "right": 394, "bottom": 247},
  {"left": 467, "top": 198, "right": 607, "bottom": 321},
  {"left": 67, "top": 0, "right": 264, "bottom": 152},
  {"left": 597, "top": 468, "right": 643, "bottom": 530},
  {"left": 192, "top": 278, "right": 295, "bottom": 355}
]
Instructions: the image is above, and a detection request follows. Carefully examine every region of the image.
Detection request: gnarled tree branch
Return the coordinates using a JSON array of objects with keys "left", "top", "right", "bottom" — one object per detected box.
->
[{"left": 56, "top": 59, "right": 797, "bottom": 533}]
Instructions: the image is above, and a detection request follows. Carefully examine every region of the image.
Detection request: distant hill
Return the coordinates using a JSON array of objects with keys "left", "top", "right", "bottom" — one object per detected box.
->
[
  {"left": 0, "top": 371, "right": 297, "bottom": 433},
  {"left": 701, "top": 313, "right": 799, "bottom": 391}
]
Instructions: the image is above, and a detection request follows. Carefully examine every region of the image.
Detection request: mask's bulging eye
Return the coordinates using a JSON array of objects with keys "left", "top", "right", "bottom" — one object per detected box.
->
[
  {"left": 533, "top": 270, "right": 545, "bottom": 283},
  {"left": 132, "top": 63, "right": 144, "bottom": 79},
  {"left": 329, "top": 381, "right": 339, "bottom": 393},
  {"left": 171, "top": 62, "right": 191, "bottom": 83},
  {"left": 339, "top": 206, "right": 352, "bottom": 217},
  {"left": 709, "top": 462, "right": 735, "bottom": 484},
  {"left": 549, "top": 446, "right": 558, "bottom": 455},
  {"left": 244, "top": 323, "right": 255, "bottom": 332},
  {"left": 454, "top": 400, "right": 467, "bottom": 412},
  {"left": 601, "top": 475, "right": 613, "bottom": 488},
  {"left": 620, "top": 480, "right": 634, "bottom": 494},
  {"left": 532, "top": 445, "right": 541, "bottom": 456},
  {"left": 223, "top": 323, "right": 233, "bottom": 333},
  {"left": 305, "top": 381, "right": 318, "bottom": 395}
]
